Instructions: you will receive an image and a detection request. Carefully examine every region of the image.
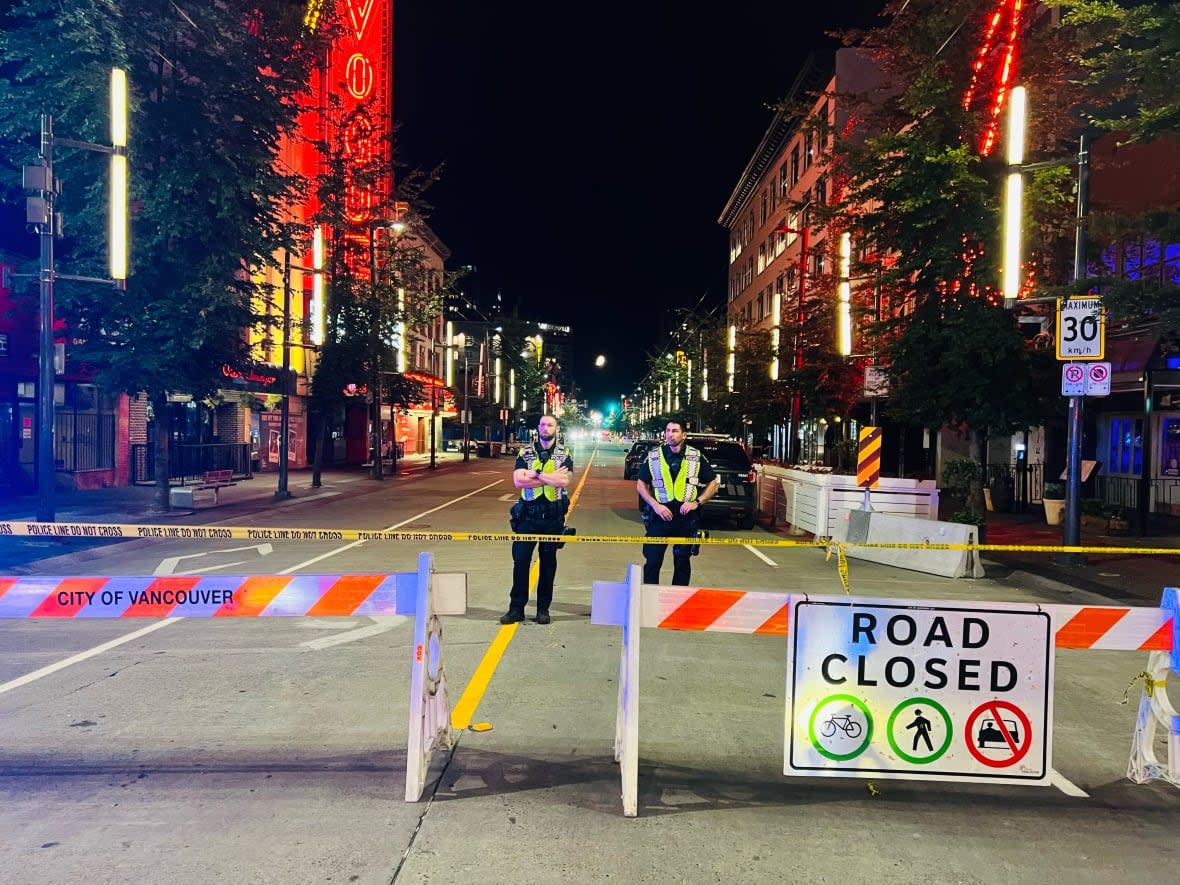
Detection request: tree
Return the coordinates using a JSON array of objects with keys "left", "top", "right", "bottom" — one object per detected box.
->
[
  {"left": 1048, "top": 1, "right": 1180, "bottom": 333},
  {"left": 0, "top": 0, "right": 336, "bottom": 510},
  {"left": 1053, "top": 0, "right": 1180, "bottom": 143},
  {"left": 827, "top": 0, "right": 1065, "bottom": 514}
]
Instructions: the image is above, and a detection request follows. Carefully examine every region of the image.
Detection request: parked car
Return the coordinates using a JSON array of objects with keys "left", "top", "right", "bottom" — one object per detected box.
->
[
  {"left": 623, "top": 439, "right": 659, "bottom": 480},
  {"left": 693, "top": 437, "right": 757, "bottom": 529},
  {"left": 635, "top": 435, "right": 757, "bottom": 529}
]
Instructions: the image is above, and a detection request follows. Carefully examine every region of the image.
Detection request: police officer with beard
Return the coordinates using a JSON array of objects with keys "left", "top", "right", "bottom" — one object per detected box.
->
[{"left": 500, "top": 414, "right": 574, "bottom": 624}]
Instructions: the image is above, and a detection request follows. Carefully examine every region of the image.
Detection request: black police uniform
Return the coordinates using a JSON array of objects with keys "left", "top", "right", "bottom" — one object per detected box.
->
[{"left": 637, "top": 444, "right": 716, "bottom": 585}]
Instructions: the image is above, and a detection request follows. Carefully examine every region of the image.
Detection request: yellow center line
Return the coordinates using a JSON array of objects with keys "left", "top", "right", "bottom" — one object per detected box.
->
[{"left": 450, "top": 443, "right": 600, "bottom": 730}]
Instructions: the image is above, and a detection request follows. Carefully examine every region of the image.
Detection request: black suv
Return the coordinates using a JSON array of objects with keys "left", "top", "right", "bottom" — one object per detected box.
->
[
  {"left": 691, "top": 437, "right": 757, "bottom": 529},
  {"left": 623, "top": 439, "right": 659, "bottom": 480},
  {"left": 636, "top": 436, "right": 757, "bottom": 529}
]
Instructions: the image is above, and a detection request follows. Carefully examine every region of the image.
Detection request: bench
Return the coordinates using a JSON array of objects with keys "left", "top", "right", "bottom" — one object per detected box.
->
[{"left": 169, "top": 469, "right": 237, "bottom": 509}]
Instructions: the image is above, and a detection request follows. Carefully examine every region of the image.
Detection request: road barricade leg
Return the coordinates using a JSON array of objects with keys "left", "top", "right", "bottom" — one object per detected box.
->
[
  {"left": 1127, "top": 588, "right": 1180, "bottom": 786},
  {"left": 405, "top": 552, "right": 455, "bottom": 801},
  {"left": 612, "top": 563, "right": 641, "bottom": 818}
]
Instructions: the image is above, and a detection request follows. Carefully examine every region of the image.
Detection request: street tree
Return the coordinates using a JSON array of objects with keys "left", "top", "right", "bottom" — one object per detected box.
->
[
  {"left": 1048, "top": 1, "right": 1180, "bottom": 332},
  {"left": 0, "top": 0, "right": 336, "bottom": 510},
  {"left": 826, "top": 0, "right": 1065, "bottom": 515}
]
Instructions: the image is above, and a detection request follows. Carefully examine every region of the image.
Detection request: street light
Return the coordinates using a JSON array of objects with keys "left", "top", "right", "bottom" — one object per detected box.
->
[
  {"left": 452, "top": 331, "right": 472, "bottom": 462},
  {"left": 24, "top": 67, "right": 129, "bottom": 522},
  {"left": 365, "top": 202, "right": 409, "bottom": 482}
]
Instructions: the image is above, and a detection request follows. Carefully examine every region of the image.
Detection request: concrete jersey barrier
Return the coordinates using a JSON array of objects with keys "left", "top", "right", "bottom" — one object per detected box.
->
[{"left": 831, "top": 509, "right": 985, "bottom": 578}]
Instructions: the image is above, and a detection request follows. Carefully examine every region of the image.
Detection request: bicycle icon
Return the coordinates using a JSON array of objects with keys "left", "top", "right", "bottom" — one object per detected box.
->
[{"left": 821, "top": 713, "right": 863, "bottom": 739}]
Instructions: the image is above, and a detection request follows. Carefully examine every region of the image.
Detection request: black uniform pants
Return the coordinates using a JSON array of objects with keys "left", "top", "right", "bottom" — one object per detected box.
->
[
  {"left": 642, "top": 506, "right": 699, "bottom": 586},
  {"left": 508, "top": 505, "right": 564, "bottom": 612}
]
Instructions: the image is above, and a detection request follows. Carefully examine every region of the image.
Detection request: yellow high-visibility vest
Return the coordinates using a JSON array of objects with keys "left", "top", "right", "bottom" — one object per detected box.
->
[
  {"left": 520, "top": 443, "right": 569, "bottom": 502},
  {"left": 646, "top": 445, "right": 702, "bottom": 503}
]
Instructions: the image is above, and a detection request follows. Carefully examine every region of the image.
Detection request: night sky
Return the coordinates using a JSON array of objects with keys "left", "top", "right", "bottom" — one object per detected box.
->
[{"left": 394, "top": 1, "right": 887, "bottom": 412}]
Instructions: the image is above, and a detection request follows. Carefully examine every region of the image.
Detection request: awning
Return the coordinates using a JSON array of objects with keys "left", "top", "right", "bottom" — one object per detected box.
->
[{"left": 1109, "top": 333, "right": 1158, "bottom": 393}]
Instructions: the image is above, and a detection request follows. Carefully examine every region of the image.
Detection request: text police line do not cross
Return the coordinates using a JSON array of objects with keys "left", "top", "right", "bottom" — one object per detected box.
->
[{"left": 820, "top": 611, "right": 1017, "bottom": 692}]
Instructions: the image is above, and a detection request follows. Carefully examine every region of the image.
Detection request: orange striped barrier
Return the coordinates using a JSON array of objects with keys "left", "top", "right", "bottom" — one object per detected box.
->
[
  {"left": 0, "top": 553, "right": 463, "bottom": 803},
  {"left": 593, "top": 583, "right": 1175, "bottom": 651},
  {"left": 591, "top": 569, "right": 1180, "bottom": 816},
  {"left": 0, "top": 574, "right": 413, "bottom": 618},
  {"left": 856, "top": 426, "right": 881, "bottom": 488}
]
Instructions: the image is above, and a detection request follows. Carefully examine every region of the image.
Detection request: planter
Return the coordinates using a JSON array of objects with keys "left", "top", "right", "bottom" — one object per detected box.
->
[{"left": 1043, "top": 498, "right": 1066, "bottom": 525}]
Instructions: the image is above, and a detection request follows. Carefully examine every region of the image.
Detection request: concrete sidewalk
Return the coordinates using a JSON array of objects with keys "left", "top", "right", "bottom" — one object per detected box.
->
[{"left": 980, "top": 507, "right": 1180, "bottom": 606}]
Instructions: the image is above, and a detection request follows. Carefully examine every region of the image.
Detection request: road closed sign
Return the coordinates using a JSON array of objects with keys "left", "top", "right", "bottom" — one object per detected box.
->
[{"left": 785, "top": 597, "right": 1054, "bottom": 785}]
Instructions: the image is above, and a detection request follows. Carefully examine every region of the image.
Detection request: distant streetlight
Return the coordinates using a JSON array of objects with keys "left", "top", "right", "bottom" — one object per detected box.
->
[{"left": 594, "top": 354, "right": 606, "bottom": 368}]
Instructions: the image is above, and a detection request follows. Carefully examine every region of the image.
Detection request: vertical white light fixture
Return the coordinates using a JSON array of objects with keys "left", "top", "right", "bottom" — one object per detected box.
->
[
  {"left": 1003, "top": 85, "right": 1027, "bottom": 307},
  {"left": 509, "top": 367, "right": 516, "bottom": 409},
  {"left": 726, "top": 324, "right": 736, "bottom": 392},
  {"left": 770, "top": 289, "right": 782, "bottom": 380},
  {"left": 108, "top": 68, "right": 128, "bottom": 281},
  {"left": 310, "top": 224, "right": 325, "bottom": 345},
  {"left": 395, "top": 287, "right": 406, "bottom": 371},
  {"left": 445, "top": 320, "right": 455, "bottom": 386},
  {"left": 837, "top": 232, "right": 852, "bottom": 356}
]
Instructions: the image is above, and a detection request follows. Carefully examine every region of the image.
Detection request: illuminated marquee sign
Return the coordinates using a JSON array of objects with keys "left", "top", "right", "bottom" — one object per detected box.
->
[{"left": 334, "top": 0, "right": 390, "bottom": 225}]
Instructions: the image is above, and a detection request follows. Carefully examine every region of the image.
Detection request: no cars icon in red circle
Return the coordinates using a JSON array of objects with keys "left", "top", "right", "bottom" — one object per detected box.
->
[{"left": 964, "top": 700, "right": 1033, "bottom": 768}]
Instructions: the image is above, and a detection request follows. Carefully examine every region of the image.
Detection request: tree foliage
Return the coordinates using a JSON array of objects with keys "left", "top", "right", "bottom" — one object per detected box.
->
[
  {"left": 1053, "top": 0, "right": 1180, "bottom": 143},
  {"left": 0, "top": 0, "right": 337, "bottom": 507}
]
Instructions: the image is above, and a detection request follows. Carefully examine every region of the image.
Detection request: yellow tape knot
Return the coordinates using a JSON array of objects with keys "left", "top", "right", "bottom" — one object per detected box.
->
[{"left": 1121, "top": 670, "right": 1165, "bottom": 705}]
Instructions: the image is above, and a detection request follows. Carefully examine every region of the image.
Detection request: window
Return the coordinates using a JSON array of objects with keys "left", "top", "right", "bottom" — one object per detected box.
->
[
  {"left": 815, "top": 177, "right": 827, "bottom": 206},
  {"left": 769, "top": 185, "right": 777, "bottom": 215},
  {"left": 757, "top": 291, "right": 765, "bottom": 321},
  {"left": 757, "top": 242, "right": 766, "bottom": 274},
  {"left": 1108, "top": 417, "right": 1143, "bottom": 476},
  {"left": 779, "top": 163, "right": 789, "bottom": 197},
  {"left": 804, "top": 130, "right": 814, "bottom": 169},
  {"left": 760, "top": 190, "right": 768, "bottom": 226}
]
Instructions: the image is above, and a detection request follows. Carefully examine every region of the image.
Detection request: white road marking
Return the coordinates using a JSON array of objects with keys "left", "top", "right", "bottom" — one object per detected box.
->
[
  {"left": 0, "top": 619, "right": 181, "bottom": 697},
  {"left": 281, "top": 479, "right": 503, "bottom": 573},
  {"left": 300, "top": 616, "right": 405, "bottom": 649},
  {"left": 155, "top": 543, "right": 274, "bottom": 576},
  {"left": 1049, "top": 769, "right": 1089, "bottom": 798},
  {"left": 744, "top": 543, "right": 778, "bottom": 566}
]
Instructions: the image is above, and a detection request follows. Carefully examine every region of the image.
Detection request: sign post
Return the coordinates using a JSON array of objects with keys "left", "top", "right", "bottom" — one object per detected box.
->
[{"left": 1056, "top": 293, "right": 1104, "bottom": 565}]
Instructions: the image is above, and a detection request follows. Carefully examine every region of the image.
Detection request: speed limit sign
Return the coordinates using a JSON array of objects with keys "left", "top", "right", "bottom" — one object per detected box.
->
[{"left": 1056, "top": 296, "right": 1105, "bottom": 360}]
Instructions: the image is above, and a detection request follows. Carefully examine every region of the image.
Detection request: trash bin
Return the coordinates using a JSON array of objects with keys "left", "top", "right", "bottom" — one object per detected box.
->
[{"left": 477, "top": 442, "right": 491, "bottom": 458}]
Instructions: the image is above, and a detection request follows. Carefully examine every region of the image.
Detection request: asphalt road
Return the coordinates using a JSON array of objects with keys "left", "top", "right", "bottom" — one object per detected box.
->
[{"left": 1, "top": 441, "right": 1178, "bottom": 884}]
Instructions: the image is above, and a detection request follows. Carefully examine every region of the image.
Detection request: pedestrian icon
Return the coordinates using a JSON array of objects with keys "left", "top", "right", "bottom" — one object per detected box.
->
[
  {"left": 907, "top": 709, "right": 934, "bottom": 752},
  {"left": 887, "top": 698, "right": 952, "bottom": 765}
]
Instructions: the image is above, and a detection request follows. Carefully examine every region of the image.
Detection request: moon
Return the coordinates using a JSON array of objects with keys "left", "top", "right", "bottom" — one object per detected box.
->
[{"left": 594, "top": 355, "right": 606, "bottom": 368}]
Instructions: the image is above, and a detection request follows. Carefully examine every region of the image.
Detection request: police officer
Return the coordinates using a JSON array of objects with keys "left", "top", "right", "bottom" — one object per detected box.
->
[
  {"left": 636, "top": 417, "right": 719, "bottom": 585},
  {"left": 500, "top": 414, "right": 575, "bottom": 625}
]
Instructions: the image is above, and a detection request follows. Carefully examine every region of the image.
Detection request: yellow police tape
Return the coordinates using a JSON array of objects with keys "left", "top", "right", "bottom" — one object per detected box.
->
[{"left": 3, "top": 518, "right": 1179, "bottom": 556}]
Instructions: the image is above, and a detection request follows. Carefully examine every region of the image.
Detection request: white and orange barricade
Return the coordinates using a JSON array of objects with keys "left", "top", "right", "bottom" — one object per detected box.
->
[
  {"left": 592, "top": 567, "right": 1180, "bottom": 817},
  {"left": 0, "top": 552, "right": 464, "bottom": 802}
]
